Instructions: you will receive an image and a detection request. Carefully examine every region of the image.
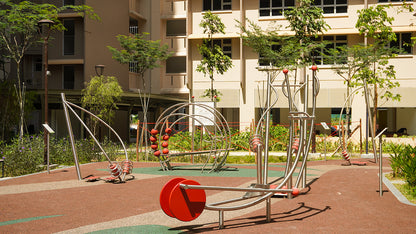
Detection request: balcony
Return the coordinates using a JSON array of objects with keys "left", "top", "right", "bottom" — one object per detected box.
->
[
  {"left": 129, "top": 0, "right": 146, "bottom": 21},
  {"left": 163, "top": 36, "right": 187, "bottom": 54},
  {"left": 161, "top": 0, "right": 186, "bottom": 19},
  {"left": 161, "top": 74, "right": 189, "bottom": 94}
]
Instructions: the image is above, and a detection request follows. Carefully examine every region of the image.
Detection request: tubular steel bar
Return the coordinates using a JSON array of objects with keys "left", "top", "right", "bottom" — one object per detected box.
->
[
  {"left": 61, "top": 93, "right": 82, "bottom": 180},
  {"left": 376, "top": 127, "right": 387, "bottom": 197},
  {"left": 180, "top": 183, "right": 294, "bottom": 193},
  {"left": 61, "top": 93, "right": 130, "bottom": 181},
  {"left": 159, "top": 67, "right": 320, "bottom": 228}
]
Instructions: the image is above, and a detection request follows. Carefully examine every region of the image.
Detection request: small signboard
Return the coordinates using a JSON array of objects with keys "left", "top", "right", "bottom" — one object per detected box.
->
[
  {"left": 320, "top": 122, "right": 330, "bottom": 130},
  {"left": 42, "top": 124, "right": 55, "bottom": 134},
  {"left": 194, "top": 102, "right": 215, "bottom": 126}
]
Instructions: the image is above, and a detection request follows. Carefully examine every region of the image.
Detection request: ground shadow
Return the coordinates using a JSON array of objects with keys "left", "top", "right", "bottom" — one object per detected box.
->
[{"left": 170, "top": 202, "right": 331, "bottom": 233}]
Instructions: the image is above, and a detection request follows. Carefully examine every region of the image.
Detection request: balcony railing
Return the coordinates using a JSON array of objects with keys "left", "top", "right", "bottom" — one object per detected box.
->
[
  {"left": 163, "top": 36, "right": 187, "bottom": 53},
  {"left": 161, "top": 74, "right": 188, "bottom": 93},
  {"left": 129, "top": 26, "right": 139, "bottom": 35},
  {"left": 162, "top": 0, "right": 186, "bottom": 18}
]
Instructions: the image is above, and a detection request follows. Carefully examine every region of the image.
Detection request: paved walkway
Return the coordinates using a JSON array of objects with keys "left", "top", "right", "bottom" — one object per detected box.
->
[{"left": 0, "top": 159, "right": 415, "bottom": 233}]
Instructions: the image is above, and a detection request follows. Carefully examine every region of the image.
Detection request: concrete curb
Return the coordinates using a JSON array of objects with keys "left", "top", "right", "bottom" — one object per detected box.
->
[{"left": 382, "top": 173, "right": 416, "bottom": 207}]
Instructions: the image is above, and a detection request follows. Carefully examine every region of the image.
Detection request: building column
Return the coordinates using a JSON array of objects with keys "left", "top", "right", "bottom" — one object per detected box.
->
[{"left": 351, "top": 92, "right": 367, "bottom": 143}]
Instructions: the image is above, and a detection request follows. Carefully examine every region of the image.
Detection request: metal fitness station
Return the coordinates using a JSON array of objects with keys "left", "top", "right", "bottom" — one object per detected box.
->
[
  {"left": 149, "top": 102, "right": 232, "bottom": 172},
  {"left": 157, "top": 66, "right": 320, "bottom": 228},
  {"left": 61, "top": 93, "right": 134, "bottom": 183}
]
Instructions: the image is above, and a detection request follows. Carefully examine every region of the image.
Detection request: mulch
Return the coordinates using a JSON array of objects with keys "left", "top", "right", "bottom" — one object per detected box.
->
[{"left": 0, "top": 159, "right": 415, "bottom": 233}]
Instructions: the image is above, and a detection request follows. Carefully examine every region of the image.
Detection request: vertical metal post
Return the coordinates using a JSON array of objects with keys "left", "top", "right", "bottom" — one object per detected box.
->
[
  {"left": 191, "top": 98, "right": 195, "bottom": 164},
  {"left": 266, "top": 197, "right": 271, "bottom": 222},
  {"left": 61, "top": 93, "right": 82, "bottom": 180},
  {"left": 219, "top": 210, "right": 224, "bottom": 229},
  {"left": 301, "top": 74, "right": 309, "bottom": 189},
  {"left": 263, "top": 71, "right": 272, "bottom": 185},
  {"left": 43, "top": 35, "right": 49, "bottom": 165},
  {"left": 379, "top": 134, "right": 383, "bottom": 197},
  {"left": 47, "top": 133, "right": 50, "bottom": 174},
  {"left": 324, "top": 135, "right": 327, "bottom": 161},
  {"left": 256, "top": 143, "right": 263, "bottom": 184}
]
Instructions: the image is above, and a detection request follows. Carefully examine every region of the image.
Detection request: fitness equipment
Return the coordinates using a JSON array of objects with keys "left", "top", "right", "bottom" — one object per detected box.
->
[
  {"left": 159, "top": 66, "right": 320, "bottom": 228},
  {"left": 61, "top": 93, "right": 133, "bottom": 183},
  {"left": 150, "top": 102, "right": 232, "bottom": 172}
]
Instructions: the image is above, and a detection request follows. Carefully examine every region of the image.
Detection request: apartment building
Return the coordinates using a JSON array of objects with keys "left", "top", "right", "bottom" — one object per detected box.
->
[
  {"left": 17, "top": 0, "right": 416, "bottom": 141},
  {"left": 22, "top": 0, "right": 187, "bottom": 141},
  {"left": 184, "top": 0, "right": 416, "bottom": 136}
]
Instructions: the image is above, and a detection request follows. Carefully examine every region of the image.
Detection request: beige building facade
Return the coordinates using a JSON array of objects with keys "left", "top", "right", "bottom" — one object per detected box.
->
[{"left": 19, "top": 0, "right": 416, "bottom": 140}]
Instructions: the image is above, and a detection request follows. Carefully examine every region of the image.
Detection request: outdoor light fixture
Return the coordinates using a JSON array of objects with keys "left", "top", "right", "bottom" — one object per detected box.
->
[
  {"left": 38, "top": 19, "right": 54, "bottom": 165},
  {"left": 95, "top": 64, "right": 105, "bottom": 76}
]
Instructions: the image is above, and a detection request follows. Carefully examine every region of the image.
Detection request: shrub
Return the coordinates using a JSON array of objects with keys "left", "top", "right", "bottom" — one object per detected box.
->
[
  {"left": 0, "top": 135, "right": 126, "bottom": 177},
  {"left": 388, "top": 144, "right": 416, "bottom": 187}
]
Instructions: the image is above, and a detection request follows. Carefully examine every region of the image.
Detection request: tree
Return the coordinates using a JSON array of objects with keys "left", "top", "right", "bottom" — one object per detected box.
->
[
  {"left": 108, "top": 33, "right": 171, "bottom": 91},
  {"left": 355, "top": 5, "right": 404, "bottom": 138},
  {"left": 196, "top": 11, "right": 233, "bottom": 102},
  {"left": 108, "top": 32, "right": 171, "bottom": 156},
  {"left": 81, "top": 75, "right": 122, "bottom": 139},
  {"left": 0, "top": 0, "right": 98, "bottom": 140},
  {"left": 239, "top": 0, "right": 328, "bottom": 72}
]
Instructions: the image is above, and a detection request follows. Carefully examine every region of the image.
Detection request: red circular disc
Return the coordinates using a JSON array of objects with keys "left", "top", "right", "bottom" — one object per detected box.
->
[
  {"left": 169, "top": 179, "right": 206, "bottom": 222},
  {"left": 160, "top": 178, "right": 186, "bottom": 218}
]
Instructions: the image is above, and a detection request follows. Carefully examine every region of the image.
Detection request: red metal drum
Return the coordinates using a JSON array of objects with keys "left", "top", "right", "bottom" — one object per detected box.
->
[
  {"left": 160, "top": 178, "right": 186, "bottom": 218},
  {"left": 169, "top": 179, "right": 206, "bottom": 221}
]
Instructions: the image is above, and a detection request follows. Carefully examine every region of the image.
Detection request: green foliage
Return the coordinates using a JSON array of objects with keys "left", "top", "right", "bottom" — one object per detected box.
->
[
  {"left": 196, "top": 11, "right": 233, "bottom": 101},
  {"left": 388, "top": 144, "right": 416, "bottom": 187},
  {"left": 285, "top": 0, "right": 330, "bottom": 42},
  {"left": 269, "top": 125, "right": 290, "bottom": 151},
  {"left": 238, "top": 0, "right": 329, "bottom": 70},
  {"left": 238, "top": 20, "right": 300, "bottom": 68},
  {"left": 81, "top": 75, "right": 122, "bottom": 137},
  {"left": 200, "top": 89, "right": 222, "bottom": 102},
  {"left": 107, "top": 33, "right": 171, "bottom": 84},
  {"left": 0, "top": 0, "right": 98, "bottom": 140},
  {"left": 0, "top": 135, "right": 122, "bottom": 177},
  {"left": 353, "top": 5, "right": 403, "bottom": 100}
]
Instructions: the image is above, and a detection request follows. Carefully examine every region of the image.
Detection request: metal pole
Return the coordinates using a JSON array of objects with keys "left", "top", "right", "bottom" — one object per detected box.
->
[
  {"left": 375, "top": 127, "right": 387, "bottom": 197},
  {"left": 379, "top": 133, "right": 383, "bottom": 197},
  {"left": 266, "top": 197, "right": 271, "bottom": 222},
  {"left": 47, "top": 133, "right": 50, "bottom": 174},
  {"left": 43, "top": 33, "right": 49, "bottom": 165},
  {"left": 219, "top": 210, "right": 224, "bottom": 229},
  {"left": 61, "top": 93, "right": 82, "bottom": 180},
  {"left": 324, "top": 135, "right": 327, "bottom": 161},
  {"left": 263, "top": 71, "right": 272, "bottom": 185}
]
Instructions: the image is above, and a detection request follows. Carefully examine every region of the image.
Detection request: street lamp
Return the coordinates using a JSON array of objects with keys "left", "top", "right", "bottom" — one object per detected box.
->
[
  {"left": 95, "top": 64, "right": 105, "bottom": 76},
  {"left": 38, "top": 19, "right": 54, "bottom": 165}
]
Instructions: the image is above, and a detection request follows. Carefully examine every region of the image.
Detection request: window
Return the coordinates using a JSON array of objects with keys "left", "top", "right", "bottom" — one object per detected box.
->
[
  {"left": 378, "top": 0, "right": 410, "bottom": 2},
  {"left": 312, "top": 0, "right": 347, "bottom": 14},
  {"left": 166, "top": 20, "right": 186, "bottom": 36},
  {"left": 166, "top": 56, "right": 186, "bottom": 74},
  {"left": 259, "top": 0, "right": 295, "bottom": 17},
  {"left": 203, "top": 0, "right": 231, "bottom": 11},
  {"left": 63, "top": 0, "right": 75, "bottom": 6},
  {"left": 34, "top": 57, "right": 42, "bottom": 72},
  {"left": 63, "top": 66, "right": 75, "bottom": 89},
  {"left": 213, "top": 39, "right": 232, "bottom": 58},
  {"left": 390, "top": 33, "right": 412, "bottom": 54},
  {"left": 313, "top": 35, "right": 347, "bottom": 65},
  {"left": 63, "top": 20, "right": 75, "bottom": 55},
  {"left": 259, "top": 44, "right": 281, "bottom": 66}
]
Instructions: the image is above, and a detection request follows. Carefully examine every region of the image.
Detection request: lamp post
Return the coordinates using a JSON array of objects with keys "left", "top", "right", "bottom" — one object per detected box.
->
[
  {"left": 95, "top": 64, "right": 105, "bottom": 76},
  {"left": 38, "top": 19, "right": 54, "bottom": 164}
]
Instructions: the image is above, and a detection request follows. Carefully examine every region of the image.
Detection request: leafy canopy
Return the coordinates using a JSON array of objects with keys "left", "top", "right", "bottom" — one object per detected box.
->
[
  {"left": 81, "top": 75, "right": 122, "bottom": 128},
  {"left": 196, "top": 11, "right": 233, "bottom": 101},
  {"left": 107, "top": 33, "right": 171, "bottom": 77},
  {"left": 238, "top": 0, "right": 329, "bottom": 69}
]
